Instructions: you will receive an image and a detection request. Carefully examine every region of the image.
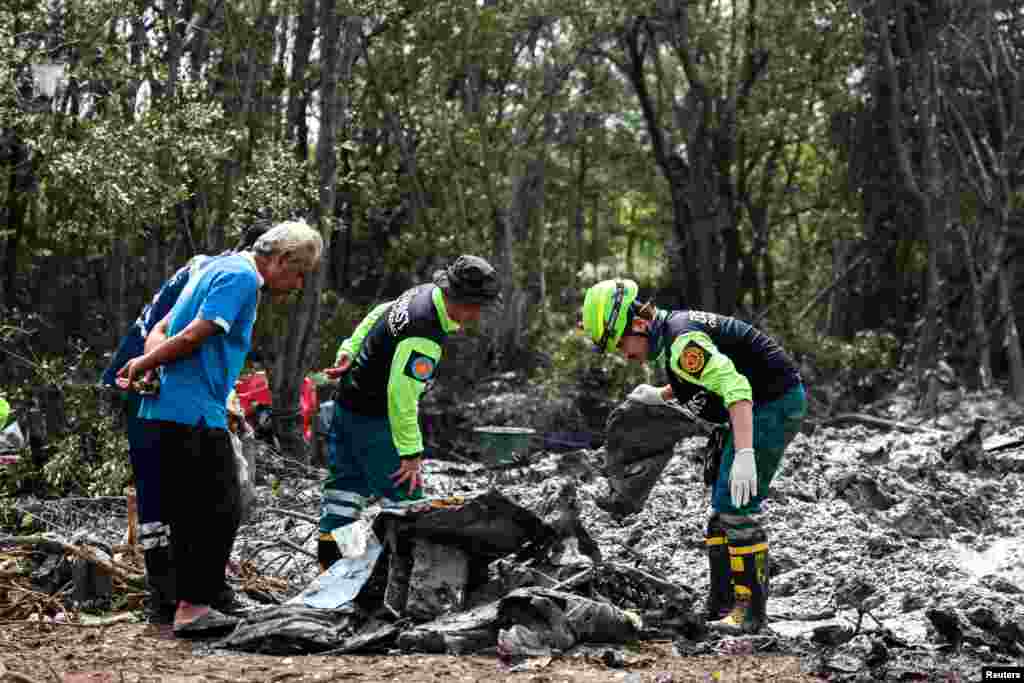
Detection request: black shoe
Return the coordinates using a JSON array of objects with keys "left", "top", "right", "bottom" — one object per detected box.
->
[
  {"left": 143, "top": 600, "right": 176, "bottom": 625},
  {"left": 211, "top": 585, "right": 252, "bottom": 617},
  {"left": 143, "top": 546, "right": 176, "bottom": 625},
  {"left": 172, "top": 609, "right": 239, "bottom": 639}
]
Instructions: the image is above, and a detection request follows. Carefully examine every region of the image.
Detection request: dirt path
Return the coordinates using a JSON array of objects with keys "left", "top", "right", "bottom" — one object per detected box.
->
[{"left": 0, "top": 621, "right": 819, "bottom": 682}]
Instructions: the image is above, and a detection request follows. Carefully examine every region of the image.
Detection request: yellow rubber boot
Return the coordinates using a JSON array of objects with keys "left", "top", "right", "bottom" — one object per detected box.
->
[
  {"left": 711, "top": 540, "right": 768, "bottom": 634},
  {"left": 704, "top": 517, "right": 734, "bottom": 621}
]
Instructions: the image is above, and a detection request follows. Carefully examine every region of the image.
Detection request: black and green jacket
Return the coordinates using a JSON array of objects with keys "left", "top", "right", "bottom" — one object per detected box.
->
[
  {"left": 334, "top": 284, "right": 459, "bottom": 457},
  {"left": 654, "top": 310, "right": 802, "bottom": 425}
]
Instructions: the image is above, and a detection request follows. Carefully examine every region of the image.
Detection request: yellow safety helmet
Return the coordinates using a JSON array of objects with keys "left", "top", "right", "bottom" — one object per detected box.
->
[{"left": 581, "top": 279, "right": 639, "bottom": 353}]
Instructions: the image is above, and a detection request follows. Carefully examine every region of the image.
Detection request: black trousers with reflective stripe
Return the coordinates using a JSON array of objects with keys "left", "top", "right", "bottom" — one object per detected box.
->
[{"left": 155, "top": 419, "right": 242, "bottom": 606}]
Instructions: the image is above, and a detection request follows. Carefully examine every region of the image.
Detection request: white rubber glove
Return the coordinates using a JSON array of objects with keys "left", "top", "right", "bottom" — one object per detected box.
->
[
  {"left": 627, "top": 384, "right": 666, "bottom": 406},
  {"left": 730, "top": 447, "right": 757, "bottom": 508}
]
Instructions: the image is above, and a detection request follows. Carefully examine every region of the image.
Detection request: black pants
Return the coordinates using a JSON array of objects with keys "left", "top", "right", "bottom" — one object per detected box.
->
[{"left": 155, "top": 419, "right": 242, "bottom": 606}]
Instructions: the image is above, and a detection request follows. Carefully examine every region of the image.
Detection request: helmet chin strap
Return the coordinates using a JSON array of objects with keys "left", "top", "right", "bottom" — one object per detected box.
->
[
  {"left": 644, "top": 308, "right": 669, "bottom": 362},
  {"left": 595, "top": 280, "right": 626, "bottom": 352}
]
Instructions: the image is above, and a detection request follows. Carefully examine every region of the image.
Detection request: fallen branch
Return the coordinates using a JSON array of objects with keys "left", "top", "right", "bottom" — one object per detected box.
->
[
  {"left": 0, "top": 536, "right": 145, "bottom": 587},
  {"left": 251, "top": 536, "right": 317, "bottom": 560},
  {"left": 494, "top": 558, "right": 562, "bottom": 588},
  {"left": 0, "top": 616, "right": 132, "bottom": 628},
  {"left": 607, "top": 562, "right": 689, "bottom": 600},
  {"left": 752, "top": 250, "right": 870, "bottom": 326},
  {"left": 984, "top": 437, "right": 1024, "bottom": 453},
  {"left": 0, "top": 668, "right": 46, "bottom": 683},
  {"left": 820, "top": 413, "right": 947, "bottom": 434},
  {"left": 794, "top": 251, "right": 872, "bottom": 324},
  {"left": 262, "top": 507, "right": 319, "bottom": 526},
  {"left": 551, "top": 567, "right": 594, "bottom": 591},
  {"left": 612, "top": 538, "right": 666, "bottom": 574},
  {"left": 255, "top": 551, "right": 292, "bottom": 575}
]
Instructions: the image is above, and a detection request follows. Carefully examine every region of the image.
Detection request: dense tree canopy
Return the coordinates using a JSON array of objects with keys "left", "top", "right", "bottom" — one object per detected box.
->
[{"left": 2, "top": 0, "right": 1023, "bottom": 455}]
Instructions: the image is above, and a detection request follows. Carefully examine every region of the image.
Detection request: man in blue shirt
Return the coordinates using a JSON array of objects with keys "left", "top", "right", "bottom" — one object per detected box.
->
[
  {"left": 117, "top": 221, "right": 322, "bottom": 637},
  {"left": 101, "top": 224, "right": 268, "bottom": 624}
]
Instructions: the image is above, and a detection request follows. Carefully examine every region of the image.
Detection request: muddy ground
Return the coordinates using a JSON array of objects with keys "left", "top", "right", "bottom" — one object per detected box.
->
[
  {"left": 2, "top": 377, "right": 1023, "bottom": 682},
  {"left": 0, "top": 623, "right": 816, "bottom": 682}
]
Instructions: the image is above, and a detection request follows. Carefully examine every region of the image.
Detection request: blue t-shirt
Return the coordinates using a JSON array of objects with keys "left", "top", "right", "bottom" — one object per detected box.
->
[
  {"left": 139, "top": 253, "right": 261, "bottom": 429},
  {"left": 101, "top": 255, "right": 211, "bottom": 387}
]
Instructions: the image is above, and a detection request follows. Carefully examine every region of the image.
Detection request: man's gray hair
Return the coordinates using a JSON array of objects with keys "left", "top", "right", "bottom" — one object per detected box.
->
[{"left": 252, "top": 221, "right": 323, "bottom": 271}]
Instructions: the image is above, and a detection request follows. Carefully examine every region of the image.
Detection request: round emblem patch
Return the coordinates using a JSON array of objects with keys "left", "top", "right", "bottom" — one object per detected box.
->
[
  {"left": 681, "top": 345, "right": 706, "bottom": 375},
  {"left": 411, "top": 357, "right": 434, "bottom": 380}
]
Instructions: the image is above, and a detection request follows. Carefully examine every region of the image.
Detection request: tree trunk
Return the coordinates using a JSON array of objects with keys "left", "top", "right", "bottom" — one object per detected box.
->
[
  {"left": 827, "top": 239, "right": 851, "bottom": 337},
  {"left": 943, "top": 5, "right": 1022, "bottom": 394},
  {"left": 108, "top": 234, "right": 128, "bottom": 349},
  {"left": 875, "top": 0, "right": 951, "bottom": 387},
  {"left": 120, "top": 12, "right": 146, "bottom": 120},
  {"left": 625, "top": 230, "right": 636, "bottom": 276},
  {"left": 746, "top": 205, "right": 768, "bottom": 315},
  {"left": 286, "top": 0, "right": 317, "bottom": 159},
  {"left": 719, "top": 218, "right": 740, "bottom": 316},
  {"left": 958, "top": 222, "right": 993, "bottom": 389},
  {"left": 571, "top": 142, "right": 587, "bottom": 284},
  {"left": 271, "top": 10, "right": 362, "bottom": 460},
  {"left": 210, "top": 1, "right": 275, "bottom": 249},
  {"left": 3, "top": 143, "right": 29, "bottom": 308},
  {"left": 1000, "top": 269, "right": 1024, "bottom": 404}
]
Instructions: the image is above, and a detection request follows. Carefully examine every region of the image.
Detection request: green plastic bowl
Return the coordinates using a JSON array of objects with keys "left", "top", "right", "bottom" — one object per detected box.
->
[{"left": 473, "top": 426, "right": 536, "bottom": 466}]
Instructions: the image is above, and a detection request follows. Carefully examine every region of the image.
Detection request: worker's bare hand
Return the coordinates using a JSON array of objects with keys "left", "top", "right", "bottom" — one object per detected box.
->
[
  {"left": 323, "top": 353, "right": 352, "bottom": 379},
  {"left": 116, "top": 358, "right": 148, "bottom": 390},
  {"left": 390, "top": 456, "right": 423, "bottom": 495}
]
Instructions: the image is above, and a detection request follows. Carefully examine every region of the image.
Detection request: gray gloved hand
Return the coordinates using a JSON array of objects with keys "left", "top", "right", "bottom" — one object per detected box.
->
[
  {"left": 627, "top": 384, "right": 667, "bottom": 406},
  {"left": 730, "top": 447, "right": 757, "bottom": 508}
]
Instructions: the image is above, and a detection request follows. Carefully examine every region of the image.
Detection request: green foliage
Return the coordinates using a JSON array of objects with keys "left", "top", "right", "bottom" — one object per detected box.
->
[
  {"left": 314, "top": 291, "right": 373, "bottom": 368},
  {"left": 0, "top": 320, "right": 131, "bottom": 501},
  {"left": 533, "top": 310, "right": 652, "bottom": 403},
  {"left": 789, "top": 327, "right": 900, "bottom": 378},
  {"left": 2, "top": 0, "right": 1020, "bottom": 430},
  {"left": 249, "top": 288, "right": 371, "bottom": 374},
  {"left": 36, "top": 93, "right": 240, "bottom": 252},
  {"left": 229, "top": 141, "right": 318, "bottom": 232},
  {"left": 0, "top": 380, "right": 131, "bottom": 501}
]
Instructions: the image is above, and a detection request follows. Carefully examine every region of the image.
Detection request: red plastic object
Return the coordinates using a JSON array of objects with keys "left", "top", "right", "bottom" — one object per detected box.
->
[{"left": 235, "top": 371, "right": 318, "bottom": 442}]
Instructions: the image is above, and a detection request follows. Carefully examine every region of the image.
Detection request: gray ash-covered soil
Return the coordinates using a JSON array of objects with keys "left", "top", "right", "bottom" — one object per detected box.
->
[
  {"left": 3, "top": 377, "right": 1023, "bottom": 682},
  {"left": 421, "top": 377, "right": 1024, "bottom": 681},
  {"left": 444, "top": 383, "right": 1022, "bottom": 678}
]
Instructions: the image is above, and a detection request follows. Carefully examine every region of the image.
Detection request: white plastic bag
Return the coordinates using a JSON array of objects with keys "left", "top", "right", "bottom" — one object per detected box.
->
[
  {"left": 0, "top": 421, "right": 25, "bottom": 453},
  {"left": 232, "top": 431, "right": 257, "bottom": 521}
]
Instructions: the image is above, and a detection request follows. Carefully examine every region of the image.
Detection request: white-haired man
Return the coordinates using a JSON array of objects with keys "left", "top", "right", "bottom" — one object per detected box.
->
[{"left": 118, "top": 221, "right": 323, "bottom": 637}]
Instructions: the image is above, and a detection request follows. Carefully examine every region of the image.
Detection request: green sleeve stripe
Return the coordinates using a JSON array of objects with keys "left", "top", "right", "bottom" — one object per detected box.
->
[
  {"left": 669, "top": 332, "right": 753, "bottom": 405},
  {"left": 387, "top": 337, "right": 442, "bottom": 456},
  {"left": 338, "top": 301, "right": 391, "bottom": 362},
  {"left": 431, "top": 286, "right": 460, "bottom": 333}
]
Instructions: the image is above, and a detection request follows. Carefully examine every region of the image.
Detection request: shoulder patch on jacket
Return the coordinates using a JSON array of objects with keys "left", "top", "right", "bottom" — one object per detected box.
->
[
  {"left": 680, "top": 341, "right": 708, "bottom": 378},
  {"left": 404, "top": 351, "right": 436, "bottom": 382}
]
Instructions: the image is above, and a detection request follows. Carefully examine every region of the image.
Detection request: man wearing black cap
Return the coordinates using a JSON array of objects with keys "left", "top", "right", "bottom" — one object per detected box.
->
[{"left": 316, "top": 255, "right": 502, "bottom": 570}]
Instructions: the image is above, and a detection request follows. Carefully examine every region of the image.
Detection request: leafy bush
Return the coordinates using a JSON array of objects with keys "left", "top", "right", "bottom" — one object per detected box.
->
[
  {"left": 1, "top": 319, "right": 132, "bottom": 509},
  {"left": 315, "top": 290, "right": 373, "bottom": 368},
  {"left": 533, "top": 310, "right": 653, "bottom": 404},
  {"left": 0, "top": 378, "right": 131, "bottom": 502},
  {"left": 788, "top": 327, "right": 899, "bottom": 377}
]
